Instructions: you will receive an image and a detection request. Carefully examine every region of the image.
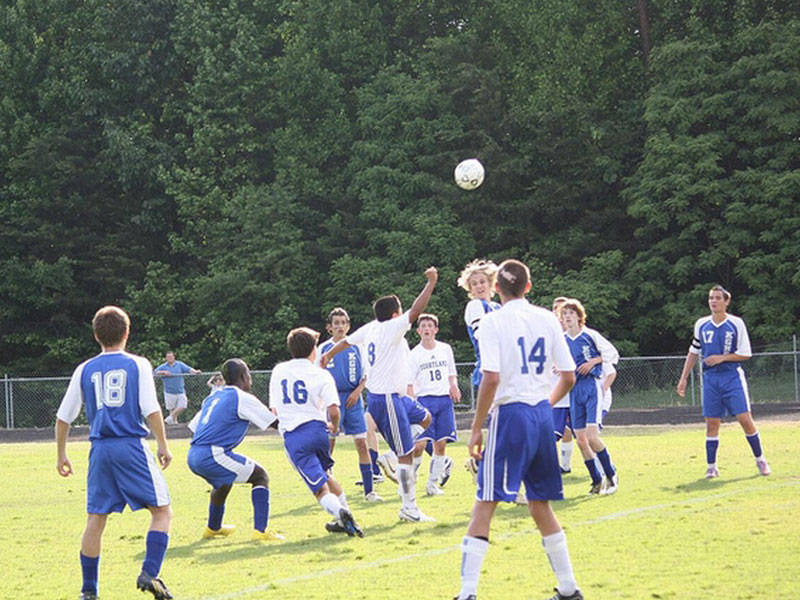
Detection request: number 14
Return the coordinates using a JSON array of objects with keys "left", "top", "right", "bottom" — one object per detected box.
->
[{"left": 517, "top": 336, "right": 546, "bottom": 374}]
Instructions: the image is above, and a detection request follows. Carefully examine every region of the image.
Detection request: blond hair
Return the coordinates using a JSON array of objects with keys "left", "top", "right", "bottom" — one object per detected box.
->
[{"left": 457, "top": 259, "right": 498, "bottom": 298}]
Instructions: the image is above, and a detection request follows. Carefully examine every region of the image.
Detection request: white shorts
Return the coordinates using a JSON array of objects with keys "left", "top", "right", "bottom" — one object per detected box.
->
[{"left": 164, "top": 392, "right": 188, "bottom": 410}]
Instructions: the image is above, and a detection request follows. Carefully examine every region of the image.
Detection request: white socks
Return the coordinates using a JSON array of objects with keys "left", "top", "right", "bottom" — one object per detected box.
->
[
  {"left": 458, "top": 536, "right": 489, "bottom": 599},
  {"left": 542, "top": 530, "right": 578, "bottom": 596}
]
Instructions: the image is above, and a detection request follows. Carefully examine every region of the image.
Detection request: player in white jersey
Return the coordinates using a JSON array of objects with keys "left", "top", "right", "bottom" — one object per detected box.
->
[
  {"left": 408, "top": 313, "right": 461, "bottom": 496},
  {"left": 677, "top": 285, "right": 770, "bottom": 478},
  {"left": 187, "top": 358, "right": 283, "bottom": 541},
  {"left": 321, "top": 267, "right": 437, "bottom": 523},
  {"left": 455, "top": 260, "right": 583, "bottom": 600},
  {"left": 55, "top": 306, "right": 173, "bottom": 600},
  {"left": 269, "top": 327, "right": 364, "bottom": 537}
]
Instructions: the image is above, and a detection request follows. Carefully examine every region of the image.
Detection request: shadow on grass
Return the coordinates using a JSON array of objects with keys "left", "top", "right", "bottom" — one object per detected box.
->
[{"left": 668, "top": 473, "right": 762, "bottom": 494}]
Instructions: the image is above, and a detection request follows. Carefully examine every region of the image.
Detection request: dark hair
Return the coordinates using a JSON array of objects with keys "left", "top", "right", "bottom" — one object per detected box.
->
[
  {"left": 709, "top": 284, "right": 731, "bottom": 301},
  {"left": 496, "top": 259, "right": 530, "bottom": 298},
  {"left": 221, "top": 358, "right": 249, "bottom": 386},
  {"left": 417, "top": 313, "right": 439, "bottom": 327},
  {"left": 373, "top": 295, "right": 401, "bottom": 322},
  {"left": 326, "top": 307, "right": 350, "bottom": 324},
  {"left": 92, "top": 306, "right": 130, "bottom": 347},
  {"left": 287, "top": 327, "right": 320, "bottom": 359}
]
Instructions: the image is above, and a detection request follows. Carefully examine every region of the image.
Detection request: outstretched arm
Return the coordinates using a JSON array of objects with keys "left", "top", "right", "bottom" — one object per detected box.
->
[
  {"left": 407, "top": 267, "right": 438, "bottom": 324},
  {"left": 320, "top": 339, "right": 352, "bottom": 368}
]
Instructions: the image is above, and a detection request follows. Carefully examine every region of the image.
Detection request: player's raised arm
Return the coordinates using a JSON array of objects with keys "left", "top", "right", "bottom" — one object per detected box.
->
[
  {"left": 319, "top": 339, "right": 351, "bottom": 368},
  {"left": 408, "top": 267, "right": 438, "bottom": 324}
]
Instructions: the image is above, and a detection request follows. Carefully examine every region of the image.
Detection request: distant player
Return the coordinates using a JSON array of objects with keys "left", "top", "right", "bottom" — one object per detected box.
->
[
  {"left": 454, "top": 260, "right": 582, "bottom": 600},
  {"left": 269, "top": 327, "right": 364, "bottom": 537},
  {"left": 320, "top": 267, "right": 437, "bottom": 523},
  {"left": 187, "top": 358, "right": 283, "bottom": 542},
  {"left": 409, "top": 313, "right": 461, "bottom": 496},
  {"left": 55, "top": 306, "right": 173, "bottom": 600},
  {"left": 154, "top": 351, "right": 200, "bottom": 424},
  {"left": 677, "top": 285, "right": 770, "bottom": 478},
  {"left": 561, "top": 299, "right": 619, "bottom": 495},
  {"left": 206, "top": 372, "right": 225, "bottom": 392},
  {"left": 458, "top": 259, "right": 501, "bottom": 391},
  {"left": 549, "top": 297, "right": 574, "bottom": 473},
  {"left": 317, "top": 307, "right": 382, "bottom": 502}
]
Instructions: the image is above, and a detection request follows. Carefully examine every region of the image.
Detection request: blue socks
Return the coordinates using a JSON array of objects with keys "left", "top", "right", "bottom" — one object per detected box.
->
[
  {"left": 584, "top": 459, "right": 602, "bottom": 485},
  {"left": 208, "top": 503, "right": 224, "bottom": 531},
  {"left": 746, "top": 431, "right": 762, "bottom": 457},
  {"left": 141, "top": 530, "right": 169, "bottom": 578},
  {"left": 369, "top": 448, "right": 380, "bottom": 476},
  {"left": 706, "top": 437, "right": 719, "bottom": 464},
  {"left": 596, "top": 448, "right": 615, "bottom": 478},
  {"left": 359, "top": 463, "right": 374, "bottom": 495},
  {"left": 80, "top": 552, "right": 99, "bottom": 594},
  {"left": 252, "top": 486, "right": 270, "bottom": 532}
]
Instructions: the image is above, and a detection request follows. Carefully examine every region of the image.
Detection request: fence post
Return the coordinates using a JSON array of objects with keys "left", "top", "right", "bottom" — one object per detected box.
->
[
  {"left": 8, "top": 375, "right": 14, "bottom": 429},
  {"left": 3, "top": 374, "right": 9, "bottom": 429},
  {"left": 794, "top": 334, "right": 799, "bottom": 404}
]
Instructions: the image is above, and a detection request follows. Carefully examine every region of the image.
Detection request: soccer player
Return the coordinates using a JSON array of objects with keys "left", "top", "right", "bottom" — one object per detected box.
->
[
  {"left": 55, "top": 306, "right": 173, "bottom": 600},
  {"left": 676, "top": 285, "right": 770, "bottom": 478},
  {"left": 154, "top": 351, "right": 200, "bottom": 424},
  {"left": 549, "top": 297, "right": 574, "bottom": 473},
  {"left": 408, "top": 313, "right": 461, "bottom": 496},
  {"left": 458, "top": 259, "right": 501, "bottom": 392},
  {"left": 317, "top": 307, "right": 382, "bottom": 502},
  {"left": 187, "top": 358, "right": 283, "bottom": 541},
  {"left": 269, "top": 327, "right": 364, "bottom": 537},
  {"left": 454, "top": 260, "right": 582, "bottom": 600},
  {"left": 561, "top": 298, "right": 620, "bottom": 495},
  {"left": 320, "top": 267, "right": 437, "bottom": 523}
]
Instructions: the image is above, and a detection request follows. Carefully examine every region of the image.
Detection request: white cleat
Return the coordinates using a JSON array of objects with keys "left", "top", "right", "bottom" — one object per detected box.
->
[
  {"left": 704, "top": 466, "right": 720, "bottom": 479},
  {"left": 398, "top": 507, "right": 435, "bottom": 523},
  {"left": 426, "top": 483, "right": 444, "bottom": 496},
  {"left": 439, "top": 456, "right": 454, "bottom": 487},
  {"left": 756, "top": 457, "right": 771, "bottom": 476},
  {"left": 464, "top": 457, "right": 479, "bottom": 484},
  {"left": 377, "top": 454, "right": 398, "bottom": 483},
  {"left": 364, "top": 491, "right": 383, "bottom": 502},
  {"left": 600, "top": 473, "right": 618, "bottom": 495}
]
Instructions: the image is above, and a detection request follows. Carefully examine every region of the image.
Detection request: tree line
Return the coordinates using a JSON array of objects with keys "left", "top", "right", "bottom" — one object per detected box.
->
[{"left": 1, "top": 0, "right": 798, "bottom": 375}]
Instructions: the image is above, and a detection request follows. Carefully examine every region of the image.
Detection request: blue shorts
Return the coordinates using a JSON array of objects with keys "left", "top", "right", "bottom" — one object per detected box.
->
[
  {"left": 552, "top": 406, "right": 572, "bottom": 440},
  {"left": 702, "top": 368, "right": 751, "bottom": 418},
  {"left": 366, "top": 392, "right": 429, "bottom": 457},
  {"left": 283, "top": 420, "right": 334, "bottom": 494},
  {"left": 87, "top": 437, "right": 170, "bottom": 514},
  {"left": 569, "top": 377, "right": 603, "bottom": 430},
  {"left": 187, "top": 444, "right": 256, "bottom": 489},
  {"left": 416, "top": 395, "right": 457, "bottom": 443},
  {"left": 476, "top": 402, "right": 563, "bottom": 502},
  {"left": 335, "top": 391, "right": 367, "bottom": 436}
]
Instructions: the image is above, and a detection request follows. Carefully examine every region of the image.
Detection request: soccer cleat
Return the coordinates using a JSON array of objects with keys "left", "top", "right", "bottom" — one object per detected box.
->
[
  {"left": 704, "top": 466, "right": 720, "bottom": 479},
  {"left": 426, "top": 483, "right": 444, "bottom": 496},
  {"left": 338, "top": 508, "right": 364, "bottom": 537},
  {"left": 560, "top": 465, "right": 571, "bottom": 474},
  {"left": 398, "top": 506, "right": 435, "bottom": 523},
  {"left": 163, "top": 415, "right": 174, "bottom": 425},
  {"left": 202, "top": 524, "right": 235, "bottom": 539},
  {"left": 325, "top": 520, "right": 347, "bottom": 534},
  {"left": 589, "top": 481, "right": 602, "bottom": 495},
  {"left": 376, "top": 454, "right": 398, "bottom": 483},
  {"left": 464, "top": 457, "right": 479, "bottom": 484},
  {"left": 439, "top": 456, "right": 454, "bottom": 487},
  {"left": 547, "top": 587, "right": 584, "bottom": 600},
  {"left": 372, "top": 472, "right": 385, "bottom": 483},
  {"left": 453, "top": 596, "right": 477, "bottom": 600},
  {"left": 79, "top": 594, "right": 98, "bottom": 600},
  {"left": 136, "top": 571, "right": 173, "bottom": 600},
  {"left": 252, "top": 529, "right": 285, "bottom": 541},
  {"left": 756, "top": 457, "right": 771, "bottom": 476},
  {"left": 364, "top": 490, "right": 383, "bottom": 502},
  {"left": 600, "top": 472, "right": 618, "bottom": 495}
]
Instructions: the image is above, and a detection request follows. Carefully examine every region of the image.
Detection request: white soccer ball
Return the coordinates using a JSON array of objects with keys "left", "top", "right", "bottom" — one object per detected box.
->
[{"left": 454, "top": 158, "right": 485, "bottom": 190}]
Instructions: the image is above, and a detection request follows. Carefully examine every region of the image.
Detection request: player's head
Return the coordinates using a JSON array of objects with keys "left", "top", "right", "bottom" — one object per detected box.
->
[
  {"left": 165, "top": 350, "right": 175, "bottom": 364},
  {"left": 495, "top": 259, "right": 531, "bottom": 300},
  {"left": 92, "top": 306, "right": 130, "bottom": 349},
  {"left": 221, "top": 358, "right": 252, "bottom": 392},
  {"left": 560, "top": 298, "right": 586, "bottom": 328},
  {"left": 326, "top": 307, "right": 351, "bottom": 338},
  {"left": 416, "top": 313, "right": 439, "bottom": 340},
  {"left": 708, "top": 284, "right": 731, "bottom": 312},
  {"left": 208, "top": 372, "right": 224, "bottom": 387},
  {"left": 287, "top": 326, "right": 320, "bottom": 359},
  {"left": 373, "top": 295, "right": 402, "bottom": 322},
  {"left": 552, "top": 296, "right": 569, "bottom": 313},
  {"left": 458, "top": 259, "right": 498, "bottom": 300}
]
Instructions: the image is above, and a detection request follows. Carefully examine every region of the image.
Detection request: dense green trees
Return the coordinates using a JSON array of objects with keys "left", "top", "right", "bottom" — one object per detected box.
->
[{"left": 1, "top": 1, "right": 798, "bottom": 374}]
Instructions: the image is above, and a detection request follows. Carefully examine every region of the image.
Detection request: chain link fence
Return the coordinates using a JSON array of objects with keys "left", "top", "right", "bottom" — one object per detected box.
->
[{"left": 3, "top": 340, "right": 799, "bottom": 429}]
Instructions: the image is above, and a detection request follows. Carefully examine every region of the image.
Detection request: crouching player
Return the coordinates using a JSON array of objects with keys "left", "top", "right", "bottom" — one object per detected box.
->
[
  {"left": 187, "top": 358, "right": 283, "bottom": 541},
  {"left": 270, "top": 327, "right": 364, "bottom": 537}
]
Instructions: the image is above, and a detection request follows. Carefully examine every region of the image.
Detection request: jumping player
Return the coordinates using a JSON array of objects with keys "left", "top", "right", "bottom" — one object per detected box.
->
[
  {"left": 676, "top": 285, "right": 770, "bottom": 478},
  {"left": 187, "top": 358, "right": 283, "bottom": 542},
  {"left": 55, "top": 306, "right": 173, "bottom": 600},
  {"left": 454, "top": 260, "right": 582, "bottom": 600}
]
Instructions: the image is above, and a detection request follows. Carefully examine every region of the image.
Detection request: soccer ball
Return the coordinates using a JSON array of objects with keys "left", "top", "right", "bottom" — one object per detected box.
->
[{"left": 454, "top": 158, "right": 485, "bottom": 190}]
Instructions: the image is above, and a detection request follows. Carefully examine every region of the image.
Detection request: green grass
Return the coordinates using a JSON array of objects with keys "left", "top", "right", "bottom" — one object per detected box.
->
[{"left": 2, "top": 421, "right": 799, "bottom": 599}]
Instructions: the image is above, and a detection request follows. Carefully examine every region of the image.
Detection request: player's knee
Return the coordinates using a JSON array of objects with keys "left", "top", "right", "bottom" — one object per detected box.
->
[
  {"left": 249, "top": 465, "right": 269, "bottom": 488},
  {"left": 420, "top": 411, "right": 432, "bottom": 429}
]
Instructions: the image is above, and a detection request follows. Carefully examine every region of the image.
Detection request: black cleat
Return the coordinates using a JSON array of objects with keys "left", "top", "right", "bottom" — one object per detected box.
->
[
  {"left": 589, "top": 481, "right": 602, "bottom": 495},
  {"left": 325, "top": 520, "right": 347, "bottom": 534},
  {"left": 136, "top": 571, "right": 173, "bottom": 600},
  {"left": 547, "top": 587, "right": 584, "bottom": 600},
  {"left": 453, "top": 595, "right": 477, "bottom": 600},
  {"left": 439, "top": 456, "right": 454, "bottom": 487},
  {"left": 338, "top": 508, "right": 364, "bottom": 538}
]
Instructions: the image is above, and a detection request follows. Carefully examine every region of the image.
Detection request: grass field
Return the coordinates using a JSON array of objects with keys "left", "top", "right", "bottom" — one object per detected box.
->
[{"left": 2, "top": 420, "right": 798, "bottom": 599}]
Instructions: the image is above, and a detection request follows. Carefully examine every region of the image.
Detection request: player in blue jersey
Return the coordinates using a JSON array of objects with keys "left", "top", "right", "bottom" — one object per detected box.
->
[
  {"left": 454, "top": 260, "right": 582, "bottom": 600},
  {"left": 269, "top": 327, "right": 364, "bottom": 537},
  {"left": 549, "top": 297, "right": 575, "bottom": 473},
  {"left": 154, "top": 351, "right": 200, "bottom": 424},
  {"left": 677, "top": 285, "right": 771, "bottom": 478},
  {"left": 317, "top": 307, "right": 382, "bottom": 502},
  {"left": 187, "top": 358, "right": 283, "bottom": 542},
  {"left": 320, "top": 267, "right": 437, "bottom": 523},
  {"left": 561, "top": 298, "right": 619, "bottom": 495},
  {"left": 458, "top": 259, "right": 501, "bottom": 391},
  {"left": 55, "top": 306, "right": 173, "bottom": 600}
]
